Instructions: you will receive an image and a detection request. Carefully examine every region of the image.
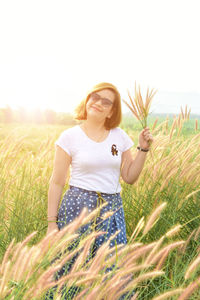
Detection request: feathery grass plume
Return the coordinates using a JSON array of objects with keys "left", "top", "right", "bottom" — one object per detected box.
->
[
  {"left": 80, "top": 203, "right": 108, "bottom": 227},
  {"left": 105, "top": 243, "right": 142, "bottom": 267},
  {"left": 12, "top": 246, "right": 29, "bottom": 281},
  {"left": 0, "top": 209, "right": 190, "bottom": 300},
  {"left": 87, "top": 230, "right": 120, "bottom": 273},
  {"left": 104, "top": 243, "right": 127, "bottom": 261},
  {"left": 185, "top": 105, "right": 188, "bottom": 120},
  {"left": 152, "top": 117, "right": 159, "bottom": 132},
  {"left": 49, "top": 271, "right": 91, "bottom": 296},
  {"left": 165, "top": 224, "right": 182, "bottom": 238},
  {"left": 177, "top": 113, "right": 181, "bottom": 127},
  {"left": 15, "top": 246, "right": 32, "bottom": 282},
  {"left": 70, "top": 233, "right": 107, "bottom": 276},
  {"left": 75, "top": 287, "right": 97, "bottom": 300},
  {"left": 101, "top": 211, "right": 114, "bottom": 220},
  {"left": 75, "top": 274, "right": 100, "bottom": 286},
  {"left": 24, "top": 246, "right": 42, "bottom": 282},
  {"left": 185, "top": 188, "right": 200, "bottom": 200},
  {"left": 137, "top": 128, "right": 200, "bottom": 197},
  {"left": 180, "top": 105, "right": 191, "bottom": 121},
  {"left": 145, "top": 236, "right": 165, "bottom": 265},
  {"left": 153, "top": 288, "right": 184, "bottom": 300},
  {"left": 165, "top": 115, "right": 169, "bottom": 134},
  {"left": 11, "top": 231, "right": 37, "bottom": 263},
  {"left": 194, "top": 225, "right": 200, "bottom": 241},
  {"left": 129, "top": 216, "right": 145, "bottom": 242},
  {"left": 195, "top": 119, "right": 198, "bottom": 131},
  {"left": 177, "top": 119, "right": 183, "bottom": 137},
  {"left": 159, "top": 165, "right": 179, "bottom": 191},
  {"left": 118, "top": 243, "right": 157, "bottom": 269},
  {"left": 187, "top": 107, "right": 191, "bottom": 120},
  {"left": 152, "top": 119, "right": 169, "bottom": 135},
  {"left": 119, "top": 271, "right": 164, "bottom": 296},
  {"left": 123, "top": 82, "right": 157, "bottom": 128},
  {"left": 130, "top": 292, "right": 139, "bottom": 300},
  {"left": 0, "top": 238, "right": 15, "bottom": 276},
  {"left": 30, "top": 265, "right": 64, "bottom": 298},
  {"left": 169, "top": 117, "right": 177, "bottom": 140},
  {"left": 178, "top": 229, "right": 196, "bottom": 255},
  {"left": 180, "top": 106, "right": 184, "bottom": 119},
  {"left": 155, "top": 248, "right": 170, "bottom": 271},
  {"left": 99, "top": 273, "right": 134, "bottom": 300},
  {"left": 178, "top": 276, "right": 200, "bottom": 300},
  {"left": 185, "top": 254, "right": 200, "bottom": 279},
  {"left": 117, "top": 264, "right": 151, "bottom": 278},
  {"left": 0, "top": 261, "right": 11, "bottom": 296},
  {"left": 149, "top": 241, "right": 185, "bottom": 265},
  {"left": 68, "top": 232, "right": 103, "bottom": 273},
  {"left": 73, "top": 287, "right": 90, "bottom": 300},
  {"left": 143, "top": 202, "right": 167, "bottom": 235},
  {"left": 106, "top": 276, "right": 133, "bottom": 300}
]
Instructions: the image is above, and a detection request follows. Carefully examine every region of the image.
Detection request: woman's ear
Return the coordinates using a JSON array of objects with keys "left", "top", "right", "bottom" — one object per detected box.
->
[{"left": 107, "top": 108, "right": 114, "bottom": 119}]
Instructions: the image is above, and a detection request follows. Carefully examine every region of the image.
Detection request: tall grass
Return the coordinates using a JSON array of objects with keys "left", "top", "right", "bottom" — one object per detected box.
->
[
  {"left": 121, "top": 113, "right": 200, "bottom": 298},
  {"left": 0, "top": 116, "right": 200, "bottom": 299},
  {"left": 0, "top": 124, "right": 64, "bottom": 258},
  {"left": 0, "top": 204, "right": 199, "bottom": 299}
]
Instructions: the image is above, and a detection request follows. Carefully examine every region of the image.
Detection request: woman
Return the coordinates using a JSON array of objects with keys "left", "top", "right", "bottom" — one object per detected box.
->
[{"left": 46, "top": 82, "right": 153, "bottom": 298}]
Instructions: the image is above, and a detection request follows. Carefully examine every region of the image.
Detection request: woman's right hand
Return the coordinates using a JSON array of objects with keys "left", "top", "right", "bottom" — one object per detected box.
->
[{"left": 47, "top": 222, "right": 59, "bottom": 236}]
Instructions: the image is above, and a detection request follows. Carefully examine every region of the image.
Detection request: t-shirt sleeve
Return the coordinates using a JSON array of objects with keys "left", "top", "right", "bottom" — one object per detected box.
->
[
  {"left": 55, "top": 130, "right": 72, "bottom": 156},
  {"left": 119, "top": 128, "right": 134, "bottom": 152}
]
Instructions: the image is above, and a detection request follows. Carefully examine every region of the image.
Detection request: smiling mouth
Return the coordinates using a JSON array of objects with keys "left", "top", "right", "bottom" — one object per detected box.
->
[{"left": 90, "top": 106, "right": 102, "bottom": 112}]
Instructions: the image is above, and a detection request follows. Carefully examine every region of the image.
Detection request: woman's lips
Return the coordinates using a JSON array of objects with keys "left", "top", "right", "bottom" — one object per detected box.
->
[{"left": 90, "top": 106, "right": 102, "bottom": 112}]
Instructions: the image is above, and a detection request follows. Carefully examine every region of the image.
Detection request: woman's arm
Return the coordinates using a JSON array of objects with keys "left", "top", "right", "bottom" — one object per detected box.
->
[
  {"left": 121, "top": 149, "right": 148, "bottom": 184},
  {"left": 47, "top": 145, "right": 71, "bottom": 231},
  {"left": 121, "top": 127, "right": 153, "bottom": 184}
]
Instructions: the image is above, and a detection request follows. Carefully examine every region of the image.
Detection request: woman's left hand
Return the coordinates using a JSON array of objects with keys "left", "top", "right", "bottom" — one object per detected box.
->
[{"left": 138, "top": 127, "right": 154, "bottom": 150}]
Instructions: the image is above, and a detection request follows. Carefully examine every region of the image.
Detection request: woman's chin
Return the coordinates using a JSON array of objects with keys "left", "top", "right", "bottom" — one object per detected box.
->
[{"left": 87, "top": 111, "right": 105, "bottom": 122}]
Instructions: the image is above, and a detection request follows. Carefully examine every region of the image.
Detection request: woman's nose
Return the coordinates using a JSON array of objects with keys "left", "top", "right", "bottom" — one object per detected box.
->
[{"left": 95, "top": 99, "right": 103, "bottom": 106}]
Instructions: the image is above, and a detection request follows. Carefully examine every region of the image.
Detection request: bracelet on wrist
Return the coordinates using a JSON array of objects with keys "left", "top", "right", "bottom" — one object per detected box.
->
[
  {"left": 137, "top": 146, "right": 149, "bottom": 152},
  {"left": 47, "top": 216, "right": 57, "bottom": 220}
]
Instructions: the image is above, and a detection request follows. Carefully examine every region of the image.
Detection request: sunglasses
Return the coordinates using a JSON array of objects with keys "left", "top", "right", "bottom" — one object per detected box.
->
[{"left": 90, "top": 93, "right": 114, "bottom": 108}]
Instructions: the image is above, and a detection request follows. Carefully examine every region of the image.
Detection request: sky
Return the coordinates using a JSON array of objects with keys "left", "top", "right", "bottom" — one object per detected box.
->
[{"left": 0, "top": 0, "right": 200, "bottom": 115}]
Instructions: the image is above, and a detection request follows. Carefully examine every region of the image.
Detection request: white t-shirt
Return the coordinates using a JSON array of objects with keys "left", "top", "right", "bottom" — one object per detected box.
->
[{"left": 55, "top": 125, "right": 134, "bottom": 194}]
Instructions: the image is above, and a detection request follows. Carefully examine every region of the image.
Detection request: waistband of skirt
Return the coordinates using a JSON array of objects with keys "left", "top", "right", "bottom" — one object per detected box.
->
[{"left": 69, "top": 185, "right": 120, "bottom": 197}]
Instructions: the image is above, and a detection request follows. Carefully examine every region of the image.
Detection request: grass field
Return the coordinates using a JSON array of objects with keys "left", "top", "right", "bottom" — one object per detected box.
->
[{"left": 0, "top": 114, "right": 200, "bottom": 299}]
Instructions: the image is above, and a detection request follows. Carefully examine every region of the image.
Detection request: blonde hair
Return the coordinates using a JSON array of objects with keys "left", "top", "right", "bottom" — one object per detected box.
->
[{"left": 74, "top": 82, "right": 122, "bottom": 130}]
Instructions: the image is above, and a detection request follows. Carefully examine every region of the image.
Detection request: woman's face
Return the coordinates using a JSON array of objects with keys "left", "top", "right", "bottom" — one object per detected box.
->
[{"left": 86, "top": 89, "right": 115, "bottom": 122}]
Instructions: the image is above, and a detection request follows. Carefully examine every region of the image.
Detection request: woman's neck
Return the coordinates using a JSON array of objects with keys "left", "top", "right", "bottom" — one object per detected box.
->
[
  {"left": 83, "top": 119, "right": 106, "bottom": 132},
  {"left": 80, "top": 119, "right": 109, "bottom": 143}
]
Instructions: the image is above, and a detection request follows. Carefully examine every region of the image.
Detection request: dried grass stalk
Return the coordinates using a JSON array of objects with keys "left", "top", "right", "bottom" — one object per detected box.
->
[
  {"left": 143, "top": 203, "right": 167, "bottom": 235},
  {"left": 123, "top": 82, "right": 157, "bottom": 128},
  {"left": 165, "top": 225, "right": 182, "bottom": 238},
  {"left": 185, "top": 254, "right": 200, "bottom": 279},
  {"left": 153, "top": 288, "right": 184, "bottom": 300},
  {"left": 178, "top": 276, "right": 200, "bottom": 300},
  {"left": 195, "top": 119, "right": 198, "bottom": 131}
]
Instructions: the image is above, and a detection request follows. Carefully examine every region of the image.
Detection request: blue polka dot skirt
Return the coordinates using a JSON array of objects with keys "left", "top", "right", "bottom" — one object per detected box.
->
[
  {"left": 56, "top": 185, "right": 127, "bottom": 246},
  {"left": 45, "top": 186, "right": 129, "bottom": 299}
]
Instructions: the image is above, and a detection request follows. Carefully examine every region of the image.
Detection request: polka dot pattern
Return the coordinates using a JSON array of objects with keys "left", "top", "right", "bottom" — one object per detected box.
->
[
  {"left": 56, "top": 185, "right": 127, "bottom": 247},
  {"left": 45, "top": 186, "right": 128, "bottom": 299},
  {"left": 54, "top": 186, "right": 127, "bottom": 275}
]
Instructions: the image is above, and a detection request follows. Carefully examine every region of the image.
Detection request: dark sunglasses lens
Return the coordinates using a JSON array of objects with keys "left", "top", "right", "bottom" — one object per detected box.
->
[
  {"left": 91, "top": 94, "right": 100, "bottom": 101},
  {"left": 91, "top": 94, "right": 113, "bottom": 107},
  {"left": 102, "top": 99, "right": 112, "bottom": 106}
]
